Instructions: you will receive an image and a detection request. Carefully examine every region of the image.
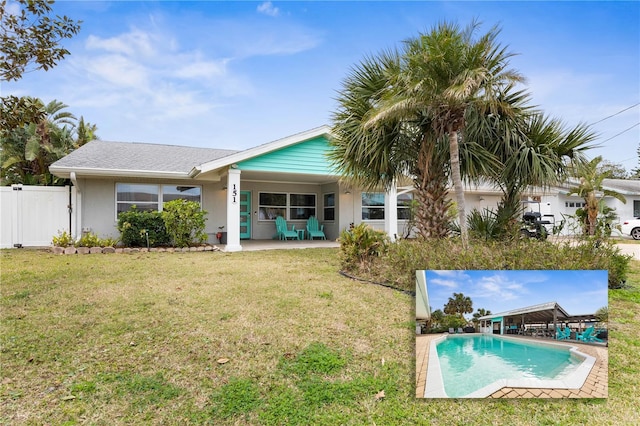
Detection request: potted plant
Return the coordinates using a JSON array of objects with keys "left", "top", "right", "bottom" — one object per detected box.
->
[{"left": 216, "top": 226, "right": 227, "bottom": 244}]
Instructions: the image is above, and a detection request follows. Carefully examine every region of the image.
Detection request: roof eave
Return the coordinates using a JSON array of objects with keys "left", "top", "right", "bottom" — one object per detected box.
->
[{"left": 49, "top": 166, "right": 192, "bottom": 180}]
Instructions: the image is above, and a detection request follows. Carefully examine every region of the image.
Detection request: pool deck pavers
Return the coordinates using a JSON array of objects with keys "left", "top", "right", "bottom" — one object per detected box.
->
[{"left": 415, "top": 333, "right": 608, "bottom": 399}]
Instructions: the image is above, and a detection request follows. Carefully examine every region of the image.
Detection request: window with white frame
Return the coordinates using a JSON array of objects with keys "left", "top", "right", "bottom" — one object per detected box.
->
[
  {"left": 362, "top": 192, "right": 385, "bottom": 220},
  {"left": 290, "top": 193, "right": 316, "bottom": 220},
  {"left": 258, "top": 192, "right": 317, "bottom": 221},
  {"left": 397, "top": 192, "right": 414, "bottom": 219},
  {"left": 362, "top": 192, "right": 415, "bottom": 220},
  {"left": 323, "top": 193, "right": 335, "bottom": 221},
  {"left": 116, "top": 183, "right": 201, "bottom": 217}
]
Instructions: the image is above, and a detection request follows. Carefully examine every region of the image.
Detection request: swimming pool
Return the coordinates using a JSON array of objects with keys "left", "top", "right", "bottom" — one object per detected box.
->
[{"left": 424, "top": 334, "right": 596, "bottom": 398}]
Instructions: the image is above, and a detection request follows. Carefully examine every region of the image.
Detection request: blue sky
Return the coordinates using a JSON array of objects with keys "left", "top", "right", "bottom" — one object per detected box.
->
[
  {"left": 3, "top": 1, "right": 639, "bottom": 171},
  {"left": 423, "top": 269, "right": 608, "bottom": 318}
]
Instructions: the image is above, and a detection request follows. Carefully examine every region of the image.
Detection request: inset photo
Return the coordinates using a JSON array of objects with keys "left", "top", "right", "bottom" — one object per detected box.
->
[{"left": 415, "top": 270, "right": 608, "bottom": 398}]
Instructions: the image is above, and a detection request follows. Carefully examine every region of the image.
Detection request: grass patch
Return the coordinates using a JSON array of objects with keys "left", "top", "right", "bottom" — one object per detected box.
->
[
  {"left": 209, "top": 377, "right": 262, "bottom": 420},
  {"left": 0, "top": 247, "right": 639, "bottom": 425},
  {"left": 278, "top": 342, "right": 347, "bottom": 376}
]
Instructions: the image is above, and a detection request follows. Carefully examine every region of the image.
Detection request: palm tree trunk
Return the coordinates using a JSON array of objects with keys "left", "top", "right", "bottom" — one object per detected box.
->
[
  {"left": 413, "top": 139, "right": 451, "bottom": 238},
  {"left": 449, "top": 129, "right": 468, "bottom": 247}
]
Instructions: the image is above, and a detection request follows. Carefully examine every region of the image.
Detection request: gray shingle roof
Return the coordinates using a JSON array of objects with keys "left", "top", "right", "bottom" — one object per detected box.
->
[
  {"left": 51, "top": 140, "right": 239, "bottom": 174},
  {"left": 603, "top": 178, "right": 640, "bottom": 194}
]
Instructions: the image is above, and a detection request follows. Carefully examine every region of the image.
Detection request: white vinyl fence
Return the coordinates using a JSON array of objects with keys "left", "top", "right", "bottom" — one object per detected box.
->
[{"left": 0, "top": 185, "right": 75, "bottom": 248}]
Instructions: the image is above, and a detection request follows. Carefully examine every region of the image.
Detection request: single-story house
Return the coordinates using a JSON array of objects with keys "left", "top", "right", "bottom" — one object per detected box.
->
[
  {"left": 49, "top": 125, "right": 640, "bottom": 251},
  {"left": 49, "top": 126, "right": 411, "bottom": 251}
]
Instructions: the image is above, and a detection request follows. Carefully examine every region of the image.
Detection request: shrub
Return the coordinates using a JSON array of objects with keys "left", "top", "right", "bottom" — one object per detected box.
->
[
  {"left": 51, "top": 230, "right": 74, "bottom": 247},
  {"left": 372, "top": 237, "right": 631, "bottom": 291},
  {"left": 99, "top": 236, "right": 119, "bottom": 247},
  {"left": 75, "top": 232, "right": 101, "bottom": 248},
  {"left": 338, "top": 223, "right": 390, "bottom": 272},
  {"left": 161, "top": 199, "right": 208, "bottom": 248},
  {"left": 117, "top": 207, "right": 170, "bottom": 247}
]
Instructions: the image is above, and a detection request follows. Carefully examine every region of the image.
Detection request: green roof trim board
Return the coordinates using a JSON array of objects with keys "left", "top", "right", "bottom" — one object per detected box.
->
[{"left": 237, "top": 136, "right": 337, "bottom": 175}]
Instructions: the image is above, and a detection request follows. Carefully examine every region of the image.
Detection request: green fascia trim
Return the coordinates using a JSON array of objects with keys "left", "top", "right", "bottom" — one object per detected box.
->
[{"left": 237, "top": 136, "right": 338, "bottom": 175}]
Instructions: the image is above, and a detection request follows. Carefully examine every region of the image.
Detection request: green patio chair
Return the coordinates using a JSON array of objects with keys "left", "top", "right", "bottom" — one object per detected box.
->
[
  {"left": 275, "top": 216, "right": 299, "bottom": 240},
  {"left": 556, "top": 326, "right": 570, "bottom": 340},
  {"left": 306, "top": 216, "right": 326, "bottom": 240},
  {"left": 577, "top": 326, "right": 595, "bottom": 342},
  {"left": 578, "top": 326, "right": 603, "bottom": 343}
]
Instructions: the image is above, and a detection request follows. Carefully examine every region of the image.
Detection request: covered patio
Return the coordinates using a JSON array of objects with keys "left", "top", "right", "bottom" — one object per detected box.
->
[{"left": 478, "top": 301, "right": 604, "bottom": 341}]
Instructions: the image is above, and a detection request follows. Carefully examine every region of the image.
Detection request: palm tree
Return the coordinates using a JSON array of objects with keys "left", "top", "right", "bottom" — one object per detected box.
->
[
  {"left": 465, "top": 86, "right": 596, "bottom": 230},
  {"left": 367, "top": 21, "right": 523, "bottom": 246},
  {"left": 1, "top": 98, "right": 79, "bottom": 185},
  {"left": 331, "top": 21, "right": 517, "bottom": 241},
  {"left": 444, "top": 292, "right": 473, "bottom": 322},
  {"left": 75, "top": 116, "right": 98, "bottom": 147},
  {"left": 568, "top": 156, "right": 626, "bottom": 236},
  {"left": 471, "top": 307, "right": 491, "bottom": 330}
]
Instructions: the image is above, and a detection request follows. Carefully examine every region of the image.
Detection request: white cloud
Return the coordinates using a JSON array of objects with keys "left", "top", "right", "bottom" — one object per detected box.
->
[
  {"left": 476, "top": 274, "right": 524, "bottom": 301},
  {"left": 86, "top": 28, "right": 159, "bottom": 58},
  {"left": 432, "top": 270, "right": 470, "bottom": 279},
  {"left": 257, "top": 1, "right": 280, "bottom": 17},
  {"left": 173, "top": 59, "right": 228, "bottom": 80},
  {"left": 430, "top": 278, "right": 458, "bottom": 289},
  {"left": 84, "top": 54, "right": 150, "bottom": 89}
]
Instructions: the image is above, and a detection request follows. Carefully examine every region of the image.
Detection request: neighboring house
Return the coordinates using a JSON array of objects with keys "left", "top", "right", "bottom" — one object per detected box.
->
[
  {"left": 49, "top": 126, "right": 640, "bottom": 251},
  {"left": 465, "top": 178, "right": 640, "bottom": 236}
]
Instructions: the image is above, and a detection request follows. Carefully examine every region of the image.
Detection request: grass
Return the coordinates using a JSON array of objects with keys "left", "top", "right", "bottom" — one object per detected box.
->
[{"left": 1, "top": 248, "right": 639, "bottom": 425}]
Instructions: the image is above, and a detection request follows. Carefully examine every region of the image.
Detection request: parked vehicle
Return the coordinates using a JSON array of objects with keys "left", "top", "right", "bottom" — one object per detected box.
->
[
  {"left": 520, "top": 202, "right": 554, "bottom": 240},
  {"left": 620, "top": 217, "right": 640, "bottom": 240}
]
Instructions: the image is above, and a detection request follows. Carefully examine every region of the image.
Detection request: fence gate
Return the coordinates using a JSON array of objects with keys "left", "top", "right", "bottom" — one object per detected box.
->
[{"left": 0, "top": 185, "right": 73, "bottom": 248}]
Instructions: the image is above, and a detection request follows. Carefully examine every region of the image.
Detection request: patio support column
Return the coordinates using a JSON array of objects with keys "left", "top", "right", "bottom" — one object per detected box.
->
[
  {"left": 384, "top": 182, "right": 398, "bottom": 242},
  {"left": 225, "top": 168, "right": 242, "bottom": 252}
]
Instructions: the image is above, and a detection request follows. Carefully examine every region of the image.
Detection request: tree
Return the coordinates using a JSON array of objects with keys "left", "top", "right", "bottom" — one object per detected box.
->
[
  {"left": 595, "top": 306, "right": 608, "bottom": 325},
  {"left": 331, "top": 20, "right": 520, "bottom": 244},
  {"left": 394, "top": 21, "right": 524, "bottom": 247},
  {"left": 465, "top": 88, "right": 595, "bottom": 233},
  {"left": 0, "top": 0, "right": 81, "bottom": 81},
  {"left": 443, "top": 292, "right": 473, "bottom": 322},
  {"left": 597, "top": 159, "right": 629, "bottom": 179},
  {"left": 1, "top": 98, "right": 96, "bottom": 185},
  {"left": 568, "top": 156, "right": 626, "bottom": 236},
  {"left": 1, "top": 1, "right": 82, "bottom": 143},
  {"left": 472, "top": 307, "right": 492, "bottom": 326}
]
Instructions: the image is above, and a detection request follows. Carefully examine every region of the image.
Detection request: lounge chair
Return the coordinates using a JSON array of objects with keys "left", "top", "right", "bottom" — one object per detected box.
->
[
  {"left": 448, "top": 328, "right": 455, "bottom": 334},
  {"left": 556, "top": 326, "right": 570, "bottom": 340},
  {"left": 275, "top": 216, "right": 299, "bottom": 240},
  {"left": 457, "top": 327, "right": 463, "bottom": 334},
  {"left": 577, "top": 326, "right": 603, "bottom": 343},
  {"left": 306, "top": 216, "right": 326, "bottom": 240}
]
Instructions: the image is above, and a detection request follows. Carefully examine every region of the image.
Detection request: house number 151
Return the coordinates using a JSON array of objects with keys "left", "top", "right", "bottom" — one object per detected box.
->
[{"left": 232, "top": 184, "right": 238, "bottom": 204}]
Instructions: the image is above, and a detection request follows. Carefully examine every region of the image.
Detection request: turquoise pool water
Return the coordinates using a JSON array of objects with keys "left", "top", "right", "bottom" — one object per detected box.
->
[{"left": 436, "top": 334, "right": 582, "bottom": 397}]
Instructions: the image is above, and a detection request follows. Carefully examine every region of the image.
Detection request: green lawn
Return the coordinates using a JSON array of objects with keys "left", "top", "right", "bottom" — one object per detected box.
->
[{"left": 1, "top": 249, "right": 638, "bottom": 425}]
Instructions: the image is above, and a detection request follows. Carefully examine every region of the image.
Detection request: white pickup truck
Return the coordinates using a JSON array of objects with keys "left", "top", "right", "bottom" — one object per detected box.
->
[{"left": 621, "top": 218, "right": 640, "bottom": 240}]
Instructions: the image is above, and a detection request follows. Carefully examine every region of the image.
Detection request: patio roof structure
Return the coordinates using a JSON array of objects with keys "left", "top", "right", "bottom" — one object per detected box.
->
[{"left": 478, "top": 301, "right": 572, "bottom": 336}]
